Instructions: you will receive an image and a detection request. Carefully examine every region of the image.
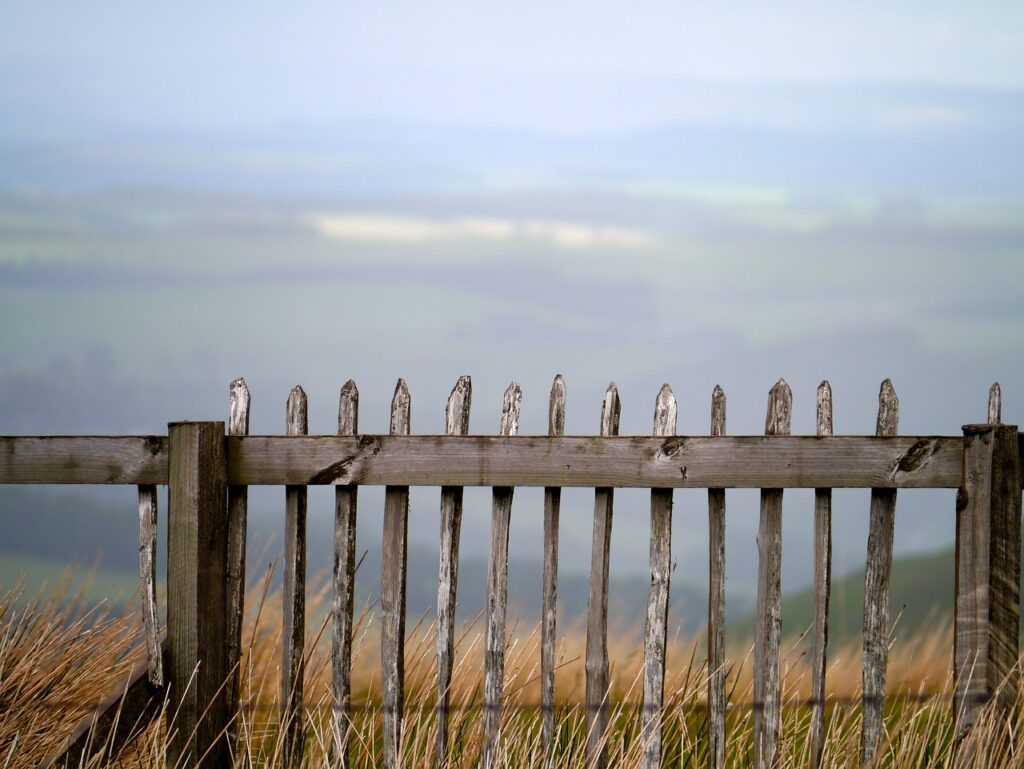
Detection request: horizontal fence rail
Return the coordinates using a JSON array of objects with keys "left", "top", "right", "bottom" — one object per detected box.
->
[{"left": 0, "top": 434, "right": 980, "bottom": 488}]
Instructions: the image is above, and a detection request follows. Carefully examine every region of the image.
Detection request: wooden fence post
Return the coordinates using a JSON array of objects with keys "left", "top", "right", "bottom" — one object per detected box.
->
[
  {"left": 954, "top": 423, "right": 1021, "bottom": 746},
  {"left": 167, "top": 421, "right": 230, "bottom": 768}
]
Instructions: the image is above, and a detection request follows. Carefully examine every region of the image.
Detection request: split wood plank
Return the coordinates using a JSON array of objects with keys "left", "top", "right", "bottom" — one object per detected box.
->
[
  {"left": 954, "top": 422, "right": 1021, "bottom": 756},
  {"left": 138, "top": 484, "right": 162, "bottom": 687},
  {"left": 223, "top": 435, "right": 964, "bottom": 489},
  {"left": 225, "top": 377, "right": 250, "bottom": 740},
  {"left": 333, "top": 380, "right": 359, "bottom": 768},
  {"left": 586, "top": 383, "right": 621, "bottom": 769},
  {"left": 809, "top": 381, "right": 833, "bottom": 769},
  {"left": 482, "top": 382, "right": 522, "bottom": 769},
  {"left": 382, "top": 380, "right": 412, "bottom": 769},
  {"left": 436, "top": 376, "right": 472, "bottom": 768},
  {"left": 166, "top": 421, "right": 230, "bottom": 768},
  {"left": 707, "top": 385, "right": 727, "bottom": 769},
  {"left": 754, "top": 379, "right": 791, "bottom": 769},
  {"left": 641, "top": 384, "right": 677, "bottom": 769},
  {"left": 861, "top": 379, "right": 899, "bottom": 767},
  {"left": 282, "top": 386, "right": 308, "bottom": 769},
  {"left": 541, "top": 375, "right": 566, "bottom": 751}
]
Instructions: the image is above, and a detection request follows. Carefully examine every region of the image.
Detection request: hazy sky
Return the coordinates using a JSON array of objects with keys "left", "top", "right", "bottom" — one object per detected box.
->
[{"left": 1, "top": 4, "right": 1023, "bottom": 611}]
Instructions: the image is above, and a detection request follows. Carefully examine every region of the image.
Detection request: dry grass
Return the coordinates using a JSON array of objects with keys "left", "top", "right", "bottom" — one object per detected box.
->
[{"left": 1, "top": 569, "right": 1021, "bottom": 768}]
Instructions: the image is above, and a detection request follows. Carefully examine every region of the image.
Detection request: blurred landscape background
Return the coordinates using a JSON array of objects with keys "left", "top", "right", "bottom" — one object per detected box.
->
[{"left": 1, "top": 2, "right": 1023, "bottom": 641}]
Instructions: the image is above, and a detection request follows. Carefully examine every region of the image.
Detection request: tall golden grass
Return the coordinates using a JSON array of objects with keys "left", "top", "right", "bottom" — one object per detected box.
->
[{"left": 1, "top": 569, "right": 1020, "bottom": 768}]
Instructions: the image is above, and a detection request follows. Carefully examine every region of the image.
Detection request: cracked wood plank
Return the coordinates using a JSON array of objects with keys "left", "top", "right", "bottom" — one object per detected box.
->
[
  {"left": 225, "top": 377, "right": 250, "bottom": 741},
  {"left": 283, "top": 386, "right": 308, "bottom": 769},
  {"left": 641, "top": 384, "right": 677, "bottom": 769},
  {"left": 541, "top": 374, "right": 566, "bottom": 752},
  {"left": 861, "top": 379, "right": 899, "bottom": 766},
  {"left": 436, "top": 376, "right": 471, "bottom": 768},
  {"left": 809, "top": 381, "right": 833, "bottom": 769},
  {"left": 138, "top": 484, "right": 162, "bottom": 687},
  {"left": 224, "top": 434, "right": 964, "bottom": 489},
  {"left": 333, "top": 380, "right": 359, "bottom": 768},
  {"left": 754, "top": 379, "right": 791, "bottom": 769},
  {"left": 382, "top": 379, "right": 411, "bottom": 769},
  {"left": 707, "top": 385, "right": 727, "bottom": 769},
  {"left": 482, "top": 382, "right": 523, "bottom": 769},
  {"left": 586, "top": 383, "right": 621, "bottom": 769}
]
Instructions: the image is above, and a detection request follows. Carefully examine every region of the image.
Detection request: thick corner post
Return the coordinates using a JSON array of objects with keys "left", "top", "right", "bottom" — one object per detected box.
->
[
  {"left": 954, "top": 423, "right": 1021, "bottom": 744},
  {"left": 168, "top": 421, "right": 231, "bottom": 768}
]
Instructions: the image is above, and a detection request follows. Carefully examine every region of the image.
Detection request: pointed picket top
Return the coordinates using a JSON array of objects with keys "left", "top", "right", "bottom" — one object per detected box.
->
[
  {"left": 600, "top": 382, "right": 621, "bottom": 437},
  {"left": 446, "top": 376, "right": 472, "bottom": 436},
  {"left": 287, "top": 386, "right": 308, "bottom": 436},
  {"left": 339, "top": 380, "right": 359, "bottom": 435},
  {"left": 653, "top": 384, "right": 677, "bottom": 438},
  {"left": 391, "top": 379, "right": 411, "bottom": 436},
  {"left": 500, "top": 382, "right": 522, "bottom": 437},
  {"left": 549, "top": 375, "right": 567, "bottom": 437},
  {"left": 765, "top": 379, "right": 792, "bottom": 436},
  {"left": 230, "top": 378, "right": 251, "bottom": 436},
  {"left": 817, "top": 381, "right": 833, "bottom": 437},
  {"left": 711, "top": 385, "right": 726, "bottom": 437},
  {"left": 875, "top": 379, "right": 899, "bottom": 437},
  {"left": 988, "top": 382, "right": 1002, "bottom": 425}
]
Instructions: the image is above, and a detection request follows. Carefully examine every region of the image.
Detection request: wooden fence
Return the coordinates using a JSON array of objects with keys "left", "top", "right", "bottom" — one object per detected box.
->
[{"left": 1, "top": 376, "right": 1019, "bottom": 769}]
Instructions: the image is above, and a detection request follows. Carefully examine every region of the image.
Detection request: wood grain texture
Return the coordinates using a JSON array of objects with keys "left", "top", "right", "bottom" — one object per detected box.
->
[
  {"left": 0, "top": 436, "right": 167, "bottom": 484},
  {"left": 988, "top": 383, "right": 1001, "bottom": 426},
  {"left": 542, "top": 375, "right": 566, "bottom": 752},
  {"left": 586, "top": 383, "right": 621, "bottom": 769},
  {"left": 809, "top": 381, "right": 833, "bottom": 769},
  {"left": 167, "top": 421, "right": 229, "bottom": 769},
  {"left": 641, "top": 384, "right": 677, "bottom": 769},
  {"left": 138, "top": 484, "right": 162, "bottom": 687},
  {"left": 707, "top": 385, "right": 727, "bottom": 769},
  {"left": 435, "top": 375, "right": 471, "bottom": 768},
  {"left": 482, "top": 382, "right": 522, "bottom": 769},
  {"left": 382, "top": 379, "right": 412, "bottom": 769},
  {"left": 754, "top": 379, "right": 791, "bottom": 769},
  {"left": 224, "top": 434, "right": 964, "bottom": 489},
  {"left": 38, "top": 636, "right": 168, "bottom": 769},
  {"left": 283, "top": 386, "right": 309, "bottom": 769},
  {"left": 225, "top": 377, "right": 250, "bottom": 740},
  {"left": 954, "top": 423, "right": 1021, "bottom": 751},
  {"left": 861, "top": 379, "right": 899, "bottom": 767},
  {"left": 333, "top": 380, "right": 359, "bottom": 769}
]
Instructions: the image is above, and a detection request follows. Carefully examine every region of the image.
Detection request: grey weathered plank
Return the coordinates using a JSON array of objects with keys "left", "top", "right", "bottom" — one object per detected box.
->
[
  {"left": 482, "top": 382, "right": 522, "bottom": 769},
  {"left": 541, "top": 374, "right": 566, "bottom": 752},
  {"left": 224, "top": 434, "right": 964, "bottom": 489},
  {"left": 641, "top": 384, "right": 677, "bottom": 769},
  {"left": 861, "top": 379, "right": 899, "bottom": 766},
  {"left": 809, "top": 381, "right": 833, "bottom": 769},
  {"left": 37, "top": 636, "right": 168, "bottom": 769},
  {"left": 954, "top": 423, "right": 1021, "bottom": 752},
  {"left": 225, "top": 377, "right": 250, "bottom": 739},
  {"left": 138, "top": 484, "right": 162, "bottom": 687},
  {"left": 707, "top": 385, "right": 727, "bottom": 769},
  {"left": 988, "top": 382, "right": 1001, "bottom": 425},
  {"left": 167, "top": 421, "right": 230, "bottom": 768},
  {"left": 382, "top": 379, "right": 412, "bottom": 769},
  {"left": 586, "top": 383, "right": 621, "bottom": 769},
  {"left": 0, "top": 436, "right": 168, "bottom": 484},
  {"left": 333, "top": 380, "right": 359, "bottom": 769},
  {"left": 282, "top": 386, "right": 309, "bottom": 769},
  {"left": 754, "top": 379, "right": 791, "bottom": 769},
  {"left": 436, "top": 375, "right": 472, "bottom": 768}
]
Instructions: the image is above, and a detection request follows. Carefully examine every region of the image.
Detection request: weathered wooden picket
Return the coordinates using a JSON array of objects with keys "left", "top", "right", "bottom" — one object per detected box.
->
[{"left": 0, "top": 375, "right": 1018, "bottom": 769}]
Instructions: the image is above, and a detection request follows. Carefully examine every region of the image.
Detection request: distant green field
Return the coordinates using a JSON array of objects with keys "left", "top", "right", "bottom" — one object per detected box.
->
[{"left": 0, "top": 552, "right": 143, "bottom": 609}]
